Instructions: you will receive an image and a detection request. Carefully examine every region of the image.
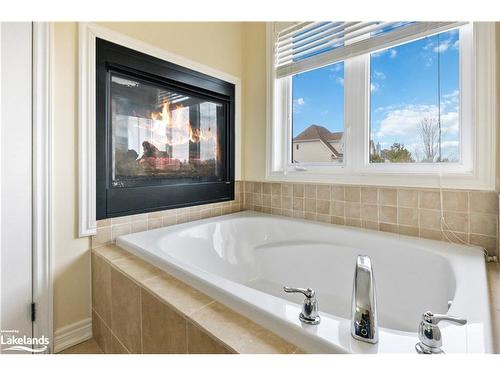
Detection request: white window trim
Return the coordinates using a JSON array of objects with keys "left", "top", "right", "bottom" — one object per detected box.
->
[{"left": 266, "top": 22, "right": 496, "bottom": 190}]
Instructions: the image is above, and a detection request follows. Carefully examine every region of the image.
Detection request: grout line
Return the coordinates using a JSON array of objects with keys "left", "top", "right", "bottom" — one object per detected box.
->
[
  {"left": 111, "top": 330, "right": 130, "bottom": 354},
  {"left": 185, "top": 320, "right": 189, "bottom": 354},
  {"left": 187, "top": 300, "right": 217, "bottom": 318},
  {"left": 92, "top": 308, "right": 108, "bottom": 331},
  {"left": 139, "top": 288, "right": 143, "bottom": 354},
  {"left": 187, "top": 317, "right": 237, "bottom": 353},
  {"left": 92, "top": 308, "right": 129, "bottom": 354}
]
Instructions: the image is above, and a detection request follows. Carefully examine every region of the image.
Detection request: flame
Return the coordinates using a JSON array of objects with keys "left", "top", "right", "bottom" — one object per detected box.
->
[
  {"left": 189, "top": 127, "right": 201, "bottom": 143},
  {"left": 148, "top": 100, "right": 218, "bottom": 160}
]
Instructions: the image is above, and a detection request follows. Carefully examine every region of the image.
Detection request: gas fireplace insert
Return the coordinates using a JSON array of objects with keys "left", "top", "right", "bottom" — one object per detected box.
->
[{"left": 96, "top": 39, "right": 235, "bottom": 219}]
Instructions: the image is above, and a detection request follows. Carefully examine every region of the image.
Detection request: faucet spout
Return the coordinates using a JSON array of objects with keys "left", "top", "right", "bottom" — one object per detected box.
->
[{"left": 351, "top": 255, "right": 378, "bottom": 344}]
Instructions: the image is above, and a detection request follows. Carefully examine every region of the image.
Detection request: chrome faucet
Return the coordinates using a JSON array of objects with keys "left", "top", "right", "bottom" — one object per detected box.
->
[
  {"left": 283, "top": 286, "right": 321, "bottom": 325},
  {"left": 351, "top": 255, "right": 378, "bottom": 344},
  {"left": 415, "top": 311, "right": 467, "bottom": 354}
]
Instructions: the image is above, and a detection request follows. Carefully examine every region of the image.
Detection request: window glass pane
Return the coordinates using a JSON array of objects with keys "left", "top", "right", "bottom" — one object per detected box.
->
[
  {"left": 292, "top": 62, "right": 344, "bottom": 163},
  {"left": 369, "top": 29, "right": 460, "bottom": 163},
  {"left": 110, "top": 73, "right": 223, "bottom": 188}
]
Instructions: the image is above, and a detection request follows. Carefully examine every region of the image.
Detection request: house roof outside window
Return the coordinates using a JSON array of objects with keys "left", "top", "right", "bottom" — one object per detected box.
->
[{"left": 293, "top": 124, "right": 343, "bottom": 158}]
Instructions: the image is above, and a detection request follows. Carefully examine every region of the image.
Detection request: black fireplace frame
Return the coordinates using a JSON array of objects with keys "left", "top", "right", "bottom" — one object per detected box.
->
[{"left": 96, "top": 38, "right": 235, "bottom": 220}]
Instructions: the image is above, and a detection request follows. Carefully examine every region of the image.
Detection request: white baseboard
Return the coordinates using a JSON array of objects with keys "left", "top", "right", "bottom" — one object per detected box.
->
[{"left": 53, "top": 318, "right": 92, "bottom": 353}]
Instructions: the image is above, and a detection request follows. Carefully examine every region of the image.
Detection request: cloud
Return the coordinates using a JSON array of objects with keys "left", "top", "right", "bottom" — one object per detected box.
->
[
  {"left": 423, "top": 40, "right": 434, "bottom": 51},
  {"left": 372, "top": 48, "right": 397, "bottom": 59},
  {"left": 374, "top": 104, "right": 397, "bottom": 113},
  {"left": 295, "top": 97, "right": 305, "bottom": 106},
  {"left": 373, "top": 103, "right": 460, "bottom": 161},
  {"left": 442, "top": 90, "right": 459, "bottom": 99},
  {"left": 370, "top": 83, "right": 380, "bottom": 92},
  {"left": 423, "top": 33, "right": 459, "bottom": 54},
  {"left": 424, "top": 56, "right": 433, "bottom": 67},
  {"left": 433, "top": 39, "right": 451, "bottom": 53},
  {"left": 440, "top": 111, "right": 459, "bottom": 135},
  {"left": 373, "top": 49, "right": 398, "bottom": 59},
  {"left": 293, "top": 97, "right": 305, "bottom": 114},
  {"left": 441, "top": 90, "right": 459, "bottom": 112},
  {"left": 329, "top": 64, "right": 343, "bottom": 73},
  {"left": 376, "top": 104, "right": 438, "bottom": 138},
  {"left": 441, "top": 140, "right": 459, "bottom": 149},
  {"left": 371, "top": 50, "right": 384, "bottom": 58},
  {"left": 373, "top": 70, "right": 386, "bottom": 80},
  {"left": 328, "top": 63, "right": 344, "bottom": 84},
  {"left": 371, "top": 49, "right": 385, "bottom": 59}
]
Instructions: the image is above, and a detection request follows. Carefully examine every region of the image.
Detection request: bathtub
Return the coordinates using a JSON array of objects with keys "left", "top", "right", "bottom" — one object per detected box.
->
[{"left": 116, "top": 211, "right": 493, "bottom": 353}]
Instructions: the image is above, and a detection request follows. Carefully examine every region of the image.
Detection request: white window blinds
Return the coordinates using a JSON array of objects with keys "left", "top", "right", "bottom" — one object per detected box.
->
[{"left": 274, "top": 21, "right": 465, "bottom": 78}]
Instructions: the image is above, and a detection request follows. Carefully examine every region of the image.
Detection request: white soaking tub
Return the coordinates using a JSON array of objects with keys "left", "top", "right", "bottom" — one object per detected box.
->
[{"left": 116, "top": 211, "right": 493, "bottom": 353}]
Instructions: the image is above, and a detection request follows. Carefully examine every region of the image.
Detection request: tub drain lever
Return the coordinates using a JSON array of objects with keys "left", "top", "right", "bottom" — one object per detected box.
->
[{"left": 283, "top": 286, "right": 321, "bottom": 325}]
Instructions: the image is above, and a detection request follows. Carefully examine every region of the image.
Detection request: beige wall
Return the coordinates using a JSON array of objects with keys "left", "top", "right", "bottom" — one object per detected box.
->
[
  {"left": 53, "top": 23, "right": 91, "bottom": 331},
  {"left": 52, "top": 22, "right": 246, "bottom": 332},
  {"left": 97, "top": 22, "right": 244, "bottom": 79},
  {"left": 243, "top": 23, "right": 267, "bottom": 181},
  {"left": 496, "top": 23, "right": 500, "bottom": 191}
]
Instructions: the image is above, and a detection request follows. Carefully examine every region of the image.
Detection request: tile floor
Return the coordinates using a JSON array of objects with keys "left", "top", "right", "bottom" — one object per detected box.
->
[{"left": 59, "top": 339, "right": 102, "bottom": 354}]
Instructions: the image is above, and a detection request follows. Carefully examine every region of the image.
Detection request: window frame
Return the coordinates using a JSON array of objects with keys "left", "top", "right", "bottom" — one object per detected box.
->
[{"left": 266, "top": 22, "right": 496, "bottom": 190}]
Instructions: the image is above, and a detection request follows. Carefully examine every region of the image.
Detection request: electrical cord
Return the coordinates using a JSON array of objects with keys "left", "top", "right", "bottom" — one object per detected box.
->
[{"left": 438, "top": 165, "right": 498, "bottom": 262}]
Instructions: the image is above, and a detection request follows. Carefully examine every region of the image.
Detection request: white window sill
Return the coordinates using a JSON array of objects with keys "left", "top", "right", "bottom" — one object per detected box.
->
[{"left": 266, "top": 169, "right": 494, "bottom": 190}]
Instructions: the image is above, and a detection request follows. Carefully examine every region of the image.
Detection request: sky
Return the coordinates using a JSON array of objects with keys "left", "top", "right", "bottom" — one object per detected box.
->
[{"left": 291, "top": 28, "right": 460, "bottom": 162}]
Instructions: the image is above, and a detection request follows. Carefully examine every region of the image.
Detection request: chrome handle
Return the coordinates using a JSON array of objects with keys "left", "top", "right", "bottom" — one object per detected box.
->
[
  {"left": 283, "top": 286, "right": 315, "bottom": 298},
  {"left": 422, "top": 311, "right": 467, "bottom": 325},
  {"left": 283, "top": 286, "right": 320, "bottom": 325},
  {"left": 416, "top": 311, "right": 467, "bottom": 354}
]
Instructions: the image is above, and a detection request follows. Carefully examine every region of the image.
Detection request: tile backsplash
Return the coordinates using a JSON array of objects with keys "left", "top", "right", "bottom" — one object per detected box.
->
[
  {"left": 91, "top": 180, "right": 499, "bottom": 259},
  {"left": 242, "top": 181, "right": 499, "bottom": 258}
]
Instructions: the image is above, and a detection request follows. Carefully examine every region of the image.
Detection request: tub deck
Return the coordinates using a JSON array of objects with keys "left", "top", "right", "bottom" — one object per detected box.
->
[{"left": 115, "top": 211, "right": 493, "bottom": 353}]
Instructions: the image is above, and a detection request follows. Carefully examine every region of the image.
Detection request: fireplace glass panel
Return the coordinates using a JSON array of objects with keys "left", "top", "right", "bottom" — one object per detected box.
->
[{"left": 111, "top": 73, "right": 224, "bottom": 188}]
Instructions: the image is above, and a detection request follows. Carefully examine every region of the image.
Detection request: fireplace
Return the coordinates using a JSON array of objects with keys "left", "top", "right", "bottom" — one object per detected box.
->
[{"left": 96, "top": 39, "right": 235, "bottom": 219}]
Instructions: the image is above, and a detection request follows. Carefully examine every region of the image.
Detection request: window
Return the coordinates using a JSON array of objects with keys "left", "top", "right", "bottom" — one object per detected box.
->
[
  {"left": 268, "top": 22, "right": 495, "bottom": 189},
  {"left": 370, "top": 29, "right": 460, "bottom": 164},
  {"left": 292, "top": 62, "right": 344, "bottom": 164}
]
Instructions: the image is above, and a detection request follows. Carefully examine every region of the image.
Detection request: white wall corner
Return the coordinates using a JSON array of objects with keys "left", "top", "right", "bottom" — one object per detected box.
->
[
  {"left": 32, "top": 21, "right": 55, "bottom": 354},
  {"left": 53, "top": 318, "right": 93, "bottom": 353}
]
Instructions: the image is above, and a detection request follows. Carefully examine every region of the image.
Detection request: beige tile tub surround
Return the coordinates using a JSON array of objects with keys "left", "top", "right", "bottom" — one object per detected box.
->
[
  {"left": 243, "top": 181, "right": 499, "bottom": 258},
  {"left": 91, "top": 182, "right": 243, "bottom": 249},
  {"left": 487, "top": 263, "right": 500, "bottom": 353},
  {"left": 91, "top": 244, "right": 299, "bottom": 354}
]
